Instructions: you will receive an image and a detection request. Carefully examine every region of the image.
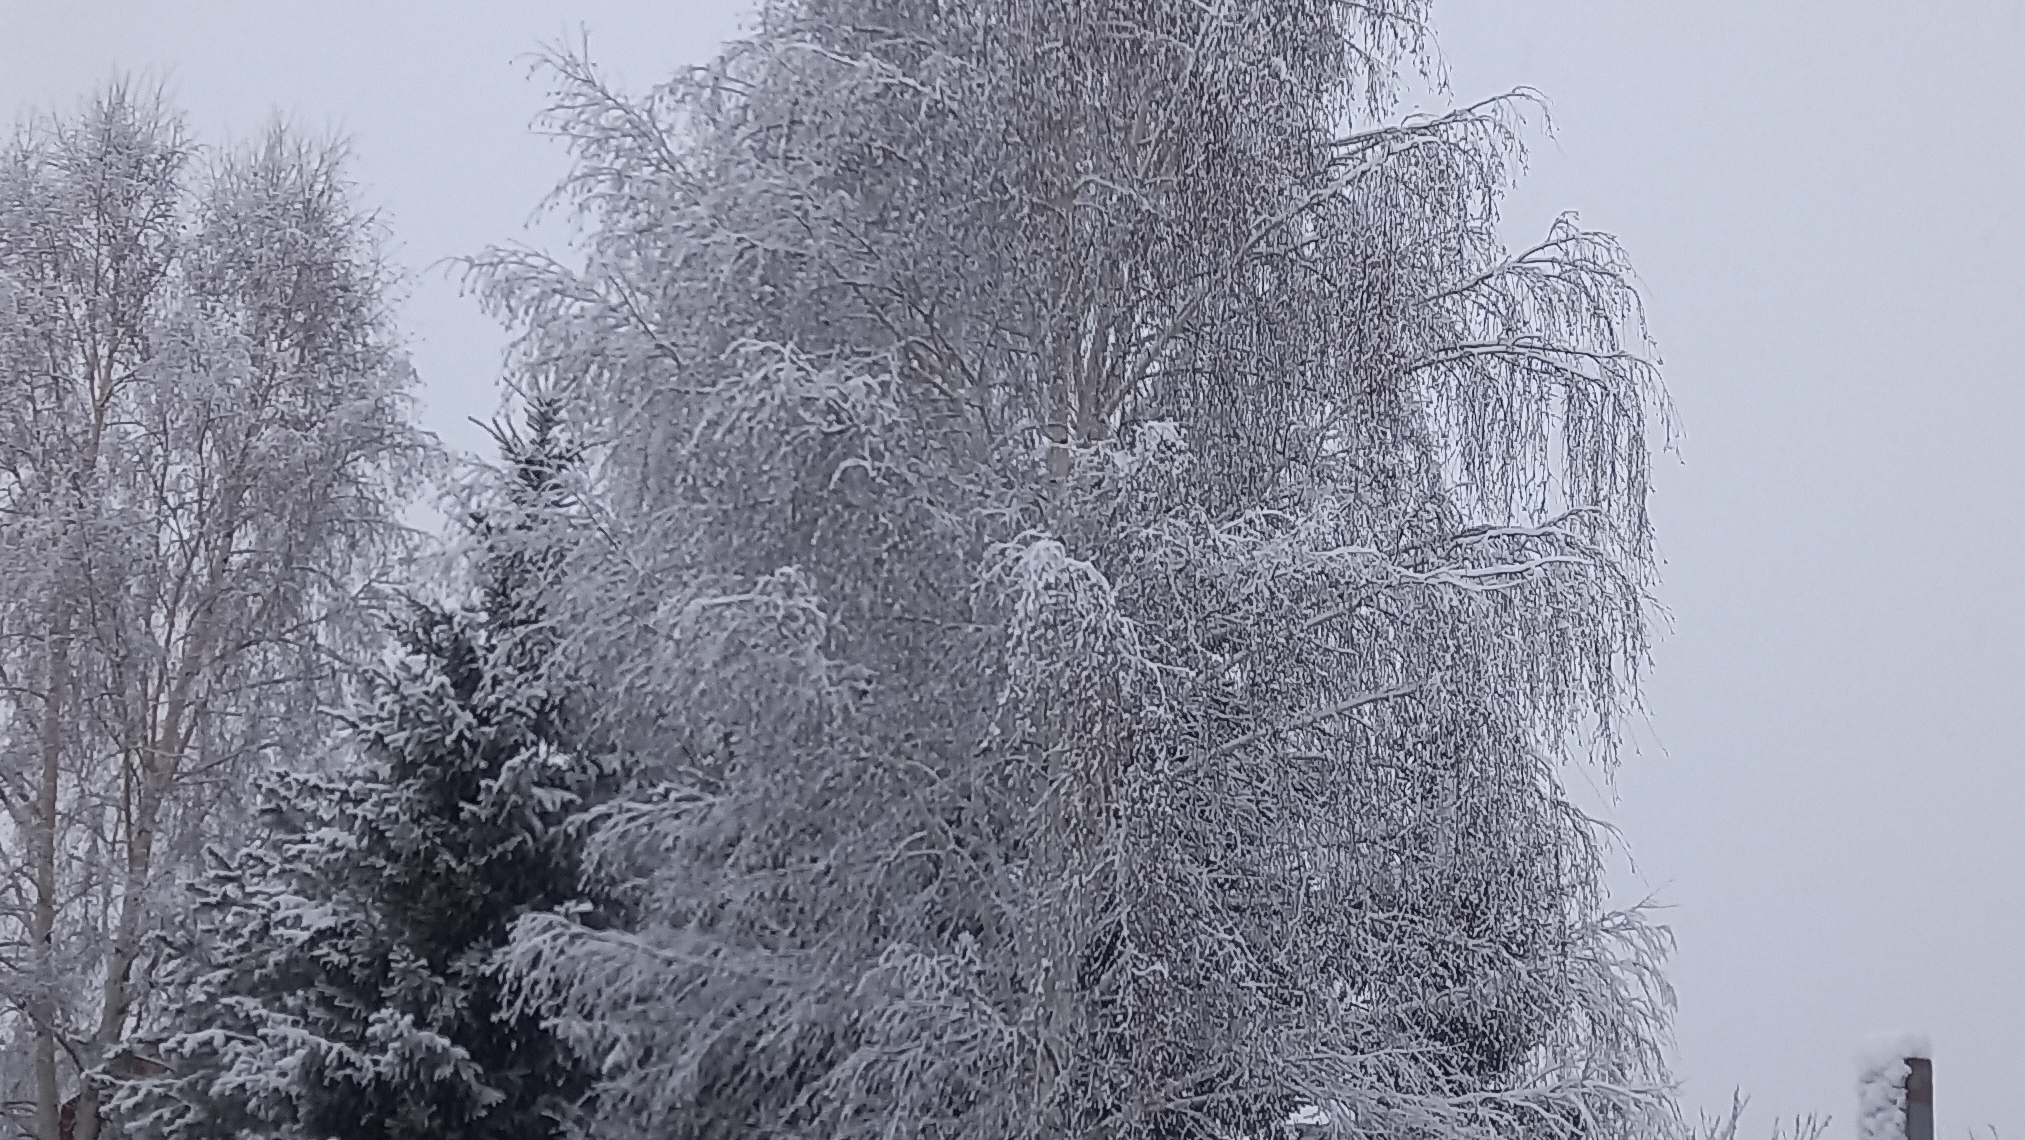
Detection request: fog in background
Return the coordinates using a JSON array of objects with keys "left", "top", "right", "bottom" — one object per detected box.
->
[{"left": 8, "top": 2, "right": 2023, "bottom": 1133}]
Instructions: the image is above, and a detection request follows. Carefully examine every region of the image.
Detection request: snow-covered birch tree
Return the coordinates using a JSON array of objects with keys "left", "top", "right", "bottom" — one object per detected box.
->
[
  {"left": 0, "top": 86, "right": 427, "bottom": 1140},
  {"left": 474, "top": 1, "right": 1675, "bottom": 1137}
]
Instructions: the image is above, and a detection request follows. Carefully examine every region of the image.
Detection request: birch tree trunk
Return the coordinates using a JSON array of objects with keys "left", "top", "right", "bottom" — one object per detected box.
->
[{"left": 31, "top": 607, "right": 69, "bottom": 1140}]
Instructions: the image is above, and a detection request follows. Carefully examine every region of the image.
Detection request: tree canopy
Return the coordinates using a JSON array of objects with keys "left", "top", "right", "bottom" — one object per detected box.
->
[
  {"left": 0, "top": 85, "right": 428, "bottom": 1140},
  {"left": 0, "top": 6, "right": 1682, "bottom": 1138},
  {"left": 467, "top": 1, "right": 1675, "bottom": 1138}
]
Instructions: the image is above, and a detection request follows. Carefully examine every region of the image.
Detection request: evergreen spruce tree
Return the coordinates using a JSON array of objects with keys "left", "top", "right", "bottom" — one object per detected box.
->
[{"left": 118, "top": 401, "right": 604, "bottom": 1140}]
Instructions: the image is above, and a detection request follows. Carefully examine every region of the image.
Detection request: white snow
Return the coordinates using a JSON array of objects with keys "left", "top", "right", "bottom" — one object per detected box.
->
[{"left": 1286, "top": 1104, "right": 1328, "bottom": 1127}]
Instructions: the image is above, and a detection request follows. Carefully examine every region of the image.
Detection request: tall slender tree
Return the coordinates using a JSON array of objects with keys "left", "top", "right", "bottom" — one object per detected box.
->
[
  {"left": 0, "top": 85, "right": 427, "bottom": 1140},
  {"left": 476, "top": 1, "right": 1674, "bottom": 1137},
  {"left": 117, "top": 399, "right": 604, "bottom": 1140}
]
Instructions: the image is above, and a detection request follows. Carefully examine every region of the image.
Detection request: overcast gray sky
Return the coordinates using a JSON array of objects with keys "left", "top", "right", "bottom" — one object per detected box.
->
[
  {"left": 1435, "top": 4, "right": 2025, "bottom": 1135},
  {"left": 8, "top": 2, "right": 2023, "bottom": 1134}
]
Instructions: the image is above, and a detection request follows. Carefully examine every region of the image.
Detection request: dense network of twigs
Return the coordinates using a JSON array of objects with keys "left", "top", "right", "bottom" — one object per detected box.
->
[
  {"left": 469, "top": 2, "right": 1673, "bottom": 1137},
  {"left": 0, "top": 89, "right": 426, "bottom": 1140}
]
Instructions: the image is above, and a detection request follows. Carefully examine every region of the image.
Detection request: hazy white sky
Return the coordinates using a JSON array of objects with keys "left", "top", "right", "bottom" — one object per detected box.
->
[{"left": 8, "top": 1, "right": 2025, "bottom": 1134}]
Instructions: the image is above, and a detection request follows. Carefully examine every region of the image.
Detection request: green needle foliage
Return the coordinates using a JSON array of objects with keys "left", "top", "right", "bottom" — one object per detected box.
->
[{"left": 120, "top": 404, "right": 605, "bottom": 1140}]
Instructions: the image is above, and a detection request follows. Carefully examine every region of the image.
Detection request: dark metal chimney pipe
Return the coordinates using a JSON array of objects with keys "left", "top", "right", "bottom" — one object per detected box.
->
[{"left": 1904, "top": 1057, "right": 1933, "bottom": 1140}]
